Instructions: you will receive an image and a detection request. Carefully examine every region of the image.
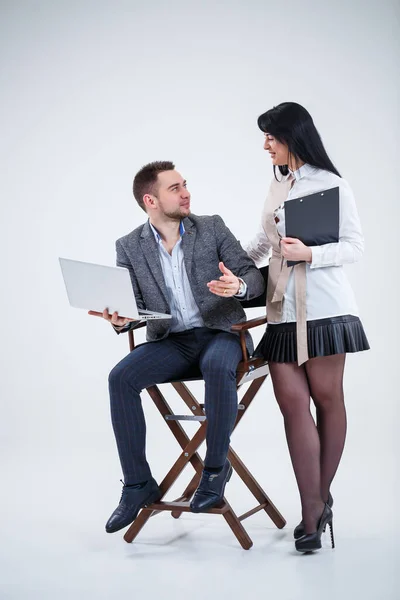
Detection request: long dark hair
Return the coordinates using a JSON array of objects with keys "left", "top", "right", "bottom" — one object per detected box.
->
[{"left": 257, "top": 102, "right": 341, "bottom": 179}]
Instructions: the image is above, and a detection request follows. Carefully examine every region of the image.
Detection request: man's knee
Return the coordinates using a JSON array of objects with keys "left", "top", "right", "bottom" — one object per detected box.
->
[
  {"left": 108, "top": 362, "right": 125, "bottom": 389},
  {"left": 108, "top": 360, "right": 141, "bottom": 393},
  {"left": 202, "top": 359, "right": 238, "bottom": 382}
]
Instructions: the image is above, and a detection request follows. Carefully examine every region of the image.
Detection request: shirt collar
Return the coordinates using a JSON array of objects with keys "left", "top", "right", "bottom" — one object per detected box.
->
[
  {"left": 289, "top": 163, "right": 316, "bottom": 181},
  {"left": 149, "top": 220, "right": 185, "bottom": 243}
]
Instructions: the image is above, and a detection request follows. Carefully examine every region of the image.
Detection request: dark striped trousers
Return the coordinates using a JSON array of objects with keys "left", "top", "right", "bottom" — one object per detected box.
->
[{"left": 108, "top": 327, "right": 242, "bottom": 484}]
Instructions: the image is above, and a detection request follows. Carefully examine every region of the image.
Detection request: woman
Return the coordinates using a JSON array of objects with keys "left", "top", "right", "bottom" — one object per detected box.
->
[{"left": 245, "top": 102, "right": 369, "bottom": 553}]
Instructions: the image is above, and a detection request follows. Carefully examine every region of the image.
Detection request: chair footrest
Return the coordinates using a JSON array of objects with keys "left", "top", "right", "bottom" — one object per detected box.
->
[
  {"left": 146, "top": 500, "right": 229, "bottom": 514},
  {"left": 165, "top": 415, "right": 206, "bottom": 421},
  {"left": 199, "top": 404, "right": 245, "bottom": 410},
  {"left": 238, "top": 502, "right": 269, "bottom": 522}
]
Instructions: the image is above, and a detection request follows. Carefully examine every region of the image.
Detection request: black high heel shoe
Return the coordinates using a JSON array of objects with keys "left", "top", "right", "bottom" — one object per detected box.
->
[
  {"left": 293, "top": 492, "right": 333, "bottom": 540},
  {"left": 295, "top": 503, "right": 334, "bottom": 553}
]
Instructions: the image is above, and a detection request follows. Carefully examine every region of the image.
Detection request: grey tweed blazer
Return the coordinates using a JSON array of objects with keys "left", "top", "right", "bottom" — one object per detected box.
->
[{"left": 115, "top": 214, "right": 265, "bottom": 353}]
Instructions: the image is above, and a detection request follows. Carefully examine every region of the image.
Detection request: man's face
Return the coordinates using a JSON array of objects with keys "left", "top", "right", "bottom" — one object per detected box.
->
[{"left": 153, "top": 170, "right": 191, "bottom": 219}]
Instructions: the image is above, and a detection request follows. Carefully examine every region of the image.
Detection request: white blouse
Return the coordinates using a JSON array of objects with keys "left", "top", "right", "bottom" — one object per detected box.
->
[{"left": 245, "top": 164, "right": 364, "bottom": 324}]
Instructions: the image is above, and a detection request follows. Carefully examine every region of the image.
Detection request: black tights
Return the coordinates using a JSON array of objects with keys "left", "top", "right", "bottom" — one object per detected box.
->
[{"left": 269, "top": 354, "right": 346, "bottom": 534}]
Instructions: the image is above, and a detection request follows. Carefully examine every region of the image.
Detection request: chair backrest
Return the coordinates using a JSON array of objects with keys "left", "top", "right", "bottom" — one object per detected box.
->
[{"left": 239, "top": 265, "right": 268, "bottom": 309}]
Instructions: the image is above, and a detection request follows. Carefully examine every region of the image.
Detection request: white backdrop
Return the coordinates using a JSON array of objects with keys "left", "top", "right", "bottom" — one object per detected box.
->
[{"left": 0, "top": 1, "right": 398, "bottom": 599}]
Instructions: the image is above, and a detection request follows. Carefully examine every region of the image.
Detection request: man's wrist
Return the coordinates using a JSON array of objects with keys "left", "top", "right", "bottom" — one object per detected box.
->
[{"left": 234, "top": 278, "right": 247, "bottom": 298}]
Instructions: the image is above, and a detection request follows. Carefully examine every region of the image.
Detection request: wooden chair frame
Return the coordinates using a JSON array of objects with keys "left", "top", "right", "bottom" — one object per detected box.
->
[{"left": 121, "top": 313, "right": 286, "bottom": 550}]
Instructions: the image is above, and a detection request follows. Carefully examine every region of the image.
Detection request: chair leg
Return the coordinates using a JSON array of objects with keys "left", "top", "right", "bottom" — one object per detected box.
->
[
  {"left": 124, "top": 507, "right": 153, "bottom": 543},
  {"left": 223, "top": 502, "right": 253, "bottom": 550},
  {"left": 228, "top": 448, "right": 286, "bottom": 529}
]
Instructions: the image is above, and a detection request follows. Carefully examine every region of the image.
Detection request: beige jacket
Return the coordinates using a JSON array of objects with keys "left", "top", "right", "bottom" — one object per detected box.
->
[{"left": 261, "top": 175, "right": 308, "bottom": 365}]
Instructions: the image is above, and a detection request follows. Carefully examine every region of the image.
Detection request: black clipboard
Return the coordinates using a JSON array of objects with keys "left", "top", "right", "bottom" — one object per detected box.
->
[{"left": 284, "top": 186, "right": 339, "bottom": 266}]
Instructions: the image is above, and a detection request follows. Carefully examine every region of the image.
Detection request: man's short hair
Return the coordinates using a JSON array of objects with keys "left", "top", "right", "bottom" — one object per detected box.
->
[{"left": 133, "top": 161, "right": 175, "bottom": 212}]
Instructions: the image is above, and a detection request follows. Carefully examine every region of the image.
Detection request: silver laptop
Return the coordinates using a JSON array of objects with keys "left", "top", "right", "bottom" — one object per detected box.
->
[{"left": 59, "top": 257, "right": 171, "bottom": 321}]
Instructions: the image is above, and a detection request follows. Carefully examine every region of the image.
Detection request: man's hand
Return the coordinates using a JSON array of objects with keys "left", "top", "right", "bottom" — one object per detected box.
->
[
  {"left": 281, "top": 237, "right": 312, "bottom": 263},
  {"left": 207, "top": 261, "right": 240, "bottom": 297},
  {"left": 88, "top": 309, "right": 136, "bottom": 327}
]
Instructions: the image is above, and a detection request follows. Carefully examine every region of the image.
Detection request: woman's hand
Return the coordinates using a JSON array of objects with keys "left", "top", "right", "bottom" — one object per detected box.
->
[
  {"left": 207, "top": 261, "right": 240, "bottom": 297},
  {"left": 281, "top": 237, "right": 312, "bottom": 263}
]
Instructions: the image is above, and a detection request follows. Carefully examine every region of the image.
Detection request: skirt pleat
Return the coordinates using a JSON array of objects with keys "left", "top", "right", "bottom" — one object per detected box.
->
[{"left": 254, "top": 315, "right": 370, "bottom": 363}]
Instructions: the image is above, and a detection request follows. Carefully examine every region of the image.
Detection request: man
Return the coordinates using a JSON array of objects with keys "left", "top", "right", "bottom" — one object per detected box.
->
[{"left": 90, "top": 161, "right": 265, "bottom": 533}]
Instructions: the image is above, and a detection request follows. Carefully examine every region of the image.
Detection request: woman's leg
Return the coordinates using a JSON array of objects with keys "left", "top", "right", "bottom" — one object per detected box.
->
[
  {"left": 305, "top": 354, "right": 346, "bottom": 503},
  {"left": 269, "top": 362, "right": 324, "bottom": 534}
]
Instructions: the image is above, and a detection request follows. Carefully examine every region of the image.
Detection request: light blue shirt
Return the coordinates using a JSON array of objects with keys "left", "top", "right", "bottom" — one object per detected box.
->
[{"left": 150, "top": 221, "right": 205, "bottom": 332}]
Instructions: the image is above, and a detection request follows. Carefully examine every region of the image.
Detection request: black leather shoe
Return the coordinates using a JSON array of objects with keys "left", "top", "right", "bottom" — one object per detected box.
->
[
  {"left": 190, "top": 461, "right": 233, "bottom": 513},
  {"left": 295, "top": 503, "right": 334, "bottom": 553},
  {"left": 293, "top": 492, "right": 334, "bottom": 540},
  {"left": 105, "top": 478, "right": 161, "bottom": 533}
]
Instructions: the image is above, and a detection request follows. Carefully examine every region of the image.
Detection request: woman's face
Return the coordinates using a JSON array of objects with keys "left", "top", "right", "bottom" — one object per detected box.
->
[{"left": 263, "top": 133, "right": 289, "bottom": 166}]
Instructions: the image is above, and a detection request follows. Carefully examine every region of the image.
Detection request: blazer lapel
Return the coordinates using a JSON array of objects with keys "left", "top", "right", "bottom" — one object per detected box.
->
[
  {"left": 139, "top": 221, "right": 170, "bottom": 305},
  {"left": 181, "top": 216, "right": 196, "bottom": 276}
]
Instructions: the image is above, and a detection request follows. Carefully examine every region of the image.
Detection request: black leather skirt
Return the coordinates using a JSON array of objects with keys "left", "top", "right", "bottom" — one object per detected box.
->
[{"left": 254, "top": 315, "right": 370, "bottom": 363}]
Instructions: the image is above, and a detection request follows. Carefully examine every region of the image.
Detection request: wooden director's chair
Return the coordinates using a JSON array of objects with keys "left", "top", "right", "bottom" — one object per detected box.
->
[{"left": 122, "top": 267, "right": 286, "bottom": 550}]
